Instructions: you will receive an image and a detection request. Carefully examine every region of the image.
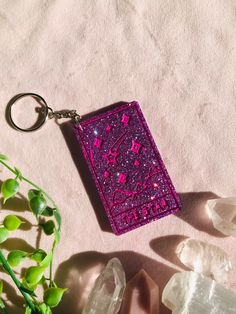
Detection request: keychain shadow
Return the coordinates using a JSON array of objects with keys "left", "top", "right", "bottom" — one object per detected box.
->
[
  {"left": 54, "top": 250, "right": 177, "bottom": 314},
  {"left": 59, "top": 101, "right": 128, "bottom": 233},
  {"left": 60, "top": 121, "right": 112, "bottom": 233},
  {"left": 176, "top": 191, "right": 226, "bottom": 237},
  {"left": 58, "top": 102, "right": 226, "bottom": 237}
]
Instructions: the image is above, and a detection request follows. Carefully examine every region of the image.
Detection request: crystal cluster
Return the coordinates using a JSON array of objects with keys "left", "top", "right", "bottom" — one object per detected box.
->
[
  {"left": 120, "top": 269, "right": 159, "bottom": 314},
  {"left": 206, "top": 197, "right": 236, "bottom": 237},
  {"left": 82, "top": 258, "right": 126, "bottom": 314},
  {"left": 176, "top": 238, "right": 232, "bottom": 284},
  {"left": 162, "top": 271, "right": 236, "bottom": 314}
]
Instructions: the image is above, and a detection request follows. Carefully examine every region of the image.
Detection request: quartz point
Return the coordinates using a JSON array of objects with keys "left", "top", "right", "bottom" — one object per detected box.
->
[
  {"left": 120, "top": 269, "right": 159, "bottom": 314},
  {"left": 206, "top": 197, "right": 236, "bottom": 237},
  {"left": 82, "top": 257, "right": 126, "bottom": 314},
  {"left": 176, "top": 238, "right": 232, "bottom": 284},
  {"left": 162, "top": 271, "right": 236, "bottom": 314}
]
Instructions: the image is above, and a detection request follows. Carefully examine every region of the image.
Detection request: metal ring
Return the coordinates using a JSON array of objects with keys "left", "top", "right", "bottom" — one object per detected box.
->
[{"left": 6, "top": 93, "right": 49, "bottom": 132}]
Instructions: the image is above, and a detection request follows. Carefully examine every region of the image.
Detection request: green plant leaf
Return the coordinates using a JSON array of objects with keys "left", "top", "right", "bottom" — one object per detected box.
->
[
  {"left": 0, "top": 299, "right": 5, "bottom": 310},
  {"left": 21, "top": 279, "right": 38, "bottom": 295},
  {"left": 40, "top": 251, "right": 52, "bottom": 268},
  {"left": 25, "top": 266, "right": 45, "bottom": 286},
  {"left": 0, "top": 280, "right": 3, "bottom": 296},
  {"left": 0, "top": 227, "right": 9, "bottom": 244},
  {"left": 3, "top": 215, "right": 24, "bottom": 231},
  {"left": 37, "top": 303, "right": 52, "bottom": 314},
  {"left": 7, "top": 250, "right": 28, "bottom": 268},
  {"left": 43, "top": 287, "right": 67, "bottom": 308},
  {"left": 42, "top": 220, "right": 55, "bottom": 236},
  {"left": 24, "top": 306, "right": 32, "bottom": 314},
  {"left": 54, "top": 228, "right": 60, "bottom": 244},
  {"left": 29, "top": 196, "right": 47, "bottom": 217},
  {"left": 30, "top": 249, "right": 47, "bottom": 263},
  {"left": 1, "top": 178, "right": 20, "bottom": 203},
  {"left": 53, "top": 210, "right": 61, "bottom": 229},
  {"left": 41, "top": 207, "right": 54, "bottom": 217},
  {"left": 28, "top": 189, "right": 42, "bottom": 201},
  {"left": 14, "top": 167, "right": 23, "bottom": 181},
  {"left": 0, "top": 154, "right": 8, "bottom": 161}
]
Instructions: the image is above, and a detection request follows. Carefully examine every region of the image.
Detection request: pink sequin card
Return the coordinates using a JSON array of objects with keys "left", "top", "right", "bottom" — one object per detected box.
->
[{"left": 74, "top": 101, "right": 181, "bottom": 235}]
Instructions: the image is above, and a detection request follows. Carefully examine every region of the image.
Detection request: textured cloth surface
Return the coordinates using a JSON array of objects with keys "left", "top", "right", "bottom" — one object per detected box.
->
[{"left": 0, "top": 1, "right": 236, "bottom": 313}]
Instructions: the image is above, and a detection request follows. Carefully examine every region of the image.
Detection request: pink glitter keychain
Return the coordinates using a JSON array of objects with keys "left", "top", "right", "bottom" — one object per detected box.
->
[{"left": 7, "top": 93, "right": 181, "bottom": 235}]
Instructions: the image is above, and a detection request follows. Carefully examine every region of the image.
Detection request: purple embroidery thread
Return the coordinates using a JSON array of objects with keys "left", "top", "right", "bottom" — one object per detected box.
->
[{"left": 74, "top": 101, "right": 181, "bottom": 235}]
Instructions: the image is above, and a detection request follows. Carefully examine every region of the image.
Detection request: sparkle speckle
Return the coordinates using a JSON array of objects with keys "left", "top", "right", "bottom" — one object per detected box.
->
[{"left": 75, "top": 101, "right": 181, "bottom": 235}]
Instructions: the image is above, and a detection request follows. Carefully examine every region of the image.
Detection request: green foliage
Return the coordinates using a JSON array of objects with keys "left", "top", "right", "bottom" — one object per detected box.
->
[
  {"left": 44, "top": 287, "right": 67, "bottom": 308},
  {"left": 0, "top": 155, "right": 65, "bottom": 313},
  {"left": 0, "top": 227, "right": 9, "bottom": 244},
  {"left": 29, "top": 196, "right": 47, "bottom": 217},
  {"left": 30, "top": 249, "right": 47, "bottom": 263},
  {"left": 7, "top": 250, "right": 28, "bottom": 268},
  {"left": 42, "top": 221, "right": 55, "bottom": 236},
  {"left": 1, "top": 178, "right": 19, "bottom": 203},
  {"left": 3, "top": 215, "right": 23, "bottom": 231},
  {"left": 25, "top": 266, "right": 45, "bottom": 286}
]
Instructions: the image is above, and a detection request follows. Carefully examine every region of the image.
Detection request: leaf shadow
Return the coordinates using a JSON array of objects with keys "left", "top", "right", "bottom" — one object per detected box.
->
[
  {"left": 1, "top": 194, "right": 30, "bottom": 213},
  {"left": 1, "top": 238, "right": 34, "bottom": 252},
  {"left": 54, "top": 250, "right": 177, "bottom": 314},
  {"left": 1, "top": 280, "right": 24, "bottom": 314}
]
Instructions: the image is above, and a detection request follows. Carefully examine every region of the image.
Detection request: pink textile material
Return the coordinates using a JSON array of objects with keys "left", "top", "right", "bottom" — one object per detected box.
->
[{"left": 0, "top": 1, "right": 236, "bottom": 313}]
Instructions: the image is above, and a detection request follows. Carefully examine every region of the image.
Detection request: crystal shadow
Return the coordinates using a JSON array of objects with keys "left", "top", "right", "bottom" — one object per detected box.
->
[{"left": 54, "top": 251, "right": 178, "bottom": 314}]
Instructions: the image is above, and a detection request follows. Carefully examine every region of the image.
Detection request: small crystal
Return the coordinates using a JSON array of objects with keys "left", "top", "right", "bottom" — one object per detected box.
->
[
  {"left": 176, "top": 238, "right": 232, "bottom": 284},
  {"left": 162, "top": 271, "right": 236, "bottom": 314},
  {"left": 206, "top": 197, "right": 236, "bottom": 237},
  {"left": 82, "top": 257, "right": 126, "bottom": 314},
  {"left": 120, "top": 269, "right": 159, "bottom": 314}
]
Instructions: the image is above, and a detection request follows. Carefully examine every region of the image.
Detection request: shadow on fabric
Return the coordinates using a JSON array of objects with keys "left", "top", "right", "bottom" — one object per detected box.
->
[{"left": 54, "top": 250, "right": 177, "bottom": 314}]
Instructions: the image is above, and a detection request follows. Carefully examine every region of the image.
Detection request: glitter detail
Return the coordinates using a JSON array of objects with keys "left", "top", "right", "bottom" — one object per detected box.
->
[
  {"left": 131, "top": 140, "right": 142, "bottom": 154},
  {"left": 118, "top": 173, "right": 127, "bottom": 184},
  {"left": 74, "top": 101, "right": 182, "bottom": 235},
  {"left": 134, "top": 159, "right": 140, "bottom": 167},
  {"left": 121, "top": 114, "right": 130, "bottom": 125},
  {"left": 106, "top": 125, "right": 112, "bottom": 132},
  {"left": 94, "top": 137, "right": 102, "bottom": 148},
  {"left": 104, "top": 171, "right": 110, "bottom": 178}
]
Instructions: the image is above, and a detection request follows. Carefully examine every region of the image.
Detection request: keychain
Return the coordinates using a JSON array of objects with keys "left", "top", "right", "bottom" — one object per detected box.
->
[{"left": 7, "top": 93, "right": 182, "bottom": 235}]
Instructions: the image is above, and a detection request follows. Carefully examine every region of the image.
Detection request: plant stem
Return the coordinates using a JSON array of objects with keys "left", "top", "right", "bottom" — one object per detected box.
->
[
  {"left": 0, "top": 160, "right": 57, "bottom": 209},
  {"left": 0, "top": 250, "right": 36, "bottom": 312},
  {"left": 0, "top": 159, "right": 61, "bottom": 305},
  {"left": 0, "top": 299, "right": 10, "bottom": 314}
]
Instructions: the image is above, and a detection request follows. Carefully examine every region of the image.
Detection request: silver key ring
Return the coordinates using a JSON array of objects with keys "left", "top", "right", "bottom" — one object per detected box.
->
[{"left": 6, "top": 93, "right": 81, "bottom": 132}]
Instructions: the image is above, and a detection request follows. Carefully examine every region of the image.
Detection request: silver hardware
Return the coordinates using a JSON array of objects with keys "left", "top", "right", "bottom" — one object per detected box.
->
[{"left": 7, "top": 93, "right": 81, "bottom": 132}]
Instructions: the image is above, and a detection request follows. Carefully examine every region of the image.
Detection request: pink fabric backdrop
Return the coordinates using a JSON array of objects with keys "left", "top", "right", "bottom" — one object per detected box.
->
[{"left": 0, "top": 1, "right": 236, "bottom": 313}]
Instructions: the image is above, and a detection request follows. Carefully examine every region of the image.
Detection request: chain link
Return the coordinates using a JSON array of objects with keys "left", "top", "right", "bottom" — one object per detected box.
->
[{"left": 48, "top": 109, "right": 81, "bottom": 123}]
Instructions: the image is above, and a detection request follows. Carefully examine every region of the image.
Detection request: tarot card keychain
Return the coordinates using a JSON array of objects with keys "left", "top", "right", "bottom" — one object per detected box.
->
[{"left": 7, "top": 93, "right": 182, "bottom": 235}]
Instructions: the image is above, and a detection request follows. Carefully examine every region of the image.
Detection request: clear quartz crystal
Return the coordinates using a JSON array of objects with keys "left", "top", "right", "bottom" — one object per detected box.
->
[
  {"left": 206, "top": 197, "right": 236, "bottom": 237},
  {"left": 176, "top": 238, "right": 232, "bottom": 284},
  {"left": 162, "top": 271, "right": 236, "bottom": 314},
  {"left": 82, "top": 257, "right": 126, "bottom": 314}
]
